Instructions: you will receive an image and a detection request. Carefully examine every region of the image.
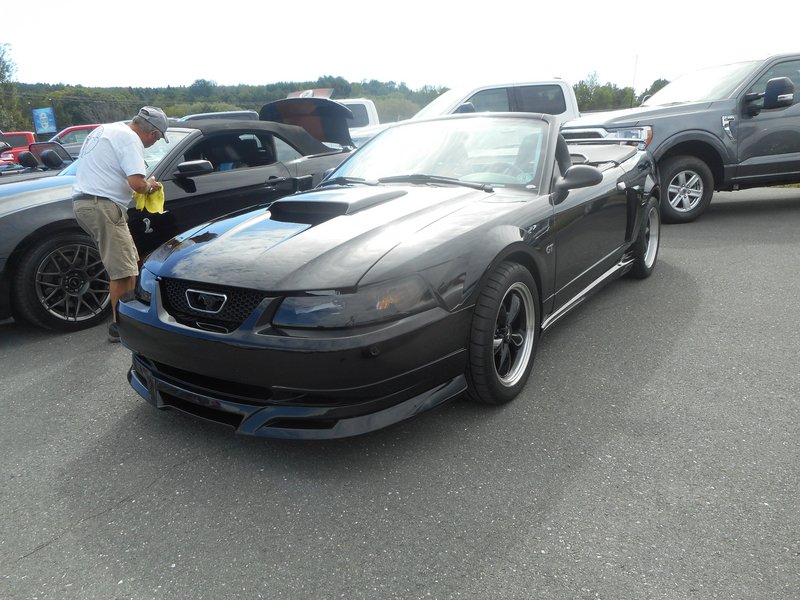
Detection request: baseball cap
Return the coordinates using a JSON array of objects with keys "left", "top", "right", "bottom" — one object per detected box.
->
[{"left": 138, "top": 106, "right": 170, "bottom": 143}]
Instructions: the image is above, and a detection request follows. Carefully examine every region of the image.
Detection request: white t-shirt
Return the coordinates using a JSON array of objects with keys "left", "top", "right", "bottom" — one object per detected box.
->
[{"left": 73, "top": 122, "right": 147, "bottom": 209}]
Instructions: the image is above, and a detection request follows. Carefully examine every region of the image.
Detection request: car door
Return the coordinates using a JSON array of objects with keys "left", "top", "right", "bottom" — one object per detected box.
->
[
  {"left": 736, "top": 58, "right": 800, "bottom": 181},
  {"left": 129, "top": 131, "right": 292, "bottom": 256},
  {"left": 551, "top": 144, "right": 629, "bottom": 308}
]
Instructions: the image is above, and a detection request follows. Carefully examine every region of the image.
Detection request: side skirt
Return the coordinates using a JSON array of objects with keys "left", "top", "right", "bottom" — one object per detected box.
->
[{"left": 541, "top": 253, "right": 633, "bottom": 332}]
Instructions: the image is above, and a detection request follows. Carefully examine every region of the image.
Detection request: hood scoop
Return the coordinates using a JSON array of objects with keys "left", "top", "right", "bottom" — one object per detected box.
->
[{"left": 268, "top": 189, "right": 408, "bottom": 225}]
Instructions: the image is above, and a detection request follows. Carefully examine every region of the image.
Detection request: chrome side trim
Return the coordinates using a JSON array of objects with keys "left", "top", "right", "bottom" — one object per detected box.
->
[{"left": 541, "top": 256, "right": 633, "bottom": 331}]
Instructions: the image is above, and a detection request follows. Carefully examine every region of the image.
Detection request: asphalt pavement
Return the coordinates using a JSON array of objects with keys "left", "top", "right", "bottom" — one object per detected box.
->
[{"left": 1, "top": 187, "right": 799, "bottom": 600}]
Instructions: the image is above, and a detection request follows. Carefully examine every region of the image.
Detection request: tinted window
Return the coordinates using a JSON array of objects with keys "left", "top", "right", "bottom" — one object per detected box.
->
[
  {"left": 517, "top": 85, "right": 567, "bottom": 114},
  {"left": 346, "top": 104, "right": 370, "bottom": 128},
  {"left": 1, "top": 134, "right": 30, "bottom": 147}
]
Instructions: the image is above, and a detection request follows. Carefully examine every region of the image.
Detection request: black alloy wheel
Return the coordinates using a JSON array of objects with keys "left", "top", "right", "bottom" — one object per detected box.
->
[
  {"left": 467, "top": 262, "right": 540, "bottom": 405},
  {"left": 12, "top": 231, "right": 111, "bottom": 330},
  {"left": 628, "top": 196, "right": 661, "bottom": 279}
]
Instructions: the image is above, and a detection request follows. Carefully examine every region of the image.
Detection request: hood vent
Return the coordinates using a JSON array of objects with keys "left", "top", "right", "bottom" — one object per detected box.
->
[{"left": 268, "top": 190, "right": 407, "bottom": 225}]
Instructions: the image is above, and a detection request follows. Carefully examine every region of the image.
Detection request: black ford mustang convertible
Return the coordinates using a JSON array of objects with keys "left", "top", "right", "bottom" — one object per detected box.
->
[{"left": 119, "top": 112, "right": 661, "bottom": 439}]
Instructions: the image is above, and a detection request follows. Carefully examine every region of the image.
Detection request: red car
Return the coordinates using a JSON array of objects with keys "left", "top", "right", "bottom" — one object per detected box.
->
[
  {"left": 49, "top": 124, "right": 100, "bottom": 158},
  {"left": 0, "top": 131, "right": 37, "bottom": 164}
]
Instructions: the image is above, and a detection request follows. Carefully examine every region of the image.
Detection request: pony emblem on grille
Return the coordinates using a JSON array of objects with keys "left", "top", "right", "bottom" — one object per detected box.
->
[{"left": 185, "top": 289, "right": 228, "bottom": 314}]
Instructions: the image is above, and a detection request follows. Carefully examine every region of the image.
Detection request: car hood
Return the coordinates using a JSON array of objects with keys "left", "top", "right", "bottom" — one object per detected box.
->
[
  {"left": 562, "top": 101, "right": 715, "bottom": 128},
  {"left": 149, "top": 185, "right": 493, "bottom": 290},
  {"left": 0, "top": 176, "right": 75, "bottom": 216},
  {"left": 259, "top": 98, "right": 354, "bottom": 147}
]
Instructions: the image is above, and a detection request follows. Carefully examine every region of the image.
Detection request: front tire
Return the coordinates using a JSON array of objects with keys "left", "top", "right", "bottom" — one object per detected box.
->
[
  {"left": 11, "top": 231, "right": 112, "bottom": 331},
  {"left": 660, "top": 155, "right": 714, "bottom": 223},
  {"left": 628, "top": 196, "right": 661, "bottom": 279},
  {"left": 467, "top": 262, "right": 540, "bottom": 405}
]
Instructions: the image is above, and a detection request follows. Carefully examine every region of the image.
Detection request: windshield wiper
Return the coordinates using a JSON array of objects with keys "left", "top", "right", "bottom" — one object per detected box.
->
[
  {"left": 319, "top": 176, "right": 379, "bottom": 187},
  {"left": 378, "top": 174, "right": 493, "bottom": 192}
]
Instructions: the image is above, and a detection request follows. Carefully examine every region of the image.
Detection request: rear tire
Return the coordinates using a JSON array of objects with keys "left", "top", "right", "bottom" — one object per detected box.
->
[
  {"left": 467, "top": 262, "right": 540, "bottom": 405},
  {"left": 628, "top": 196, "right": 661, "bottom": 279},
  {"left": 11, "top": 231, "right": 111, "bottom": 331},
  {"left": 660, "top": 156, "right": 713, "bottom": 223}
]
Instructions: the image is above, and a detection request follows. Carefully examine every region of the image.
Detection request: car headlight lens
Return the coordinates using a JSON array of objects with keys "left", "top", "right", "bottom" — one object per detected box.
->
[
  {"left": 135, "top": 267, "right": 158, "bottom": 305},
  {"left": 604, "top": 125, "right": 653, "bottom": 149},
  {"left": 273, "top": 276, "right": 437, "bottom": 328}
]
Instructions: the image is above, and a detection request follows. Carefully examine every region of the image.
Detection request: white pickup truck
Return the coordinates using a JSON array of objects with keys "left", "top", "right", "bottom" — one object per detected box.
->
[
  {"left": 337, "top": 98, "right": 381, "bottom": 138},
  {"left": 352, "top": 80, "right": 579, "bottom": 145}
]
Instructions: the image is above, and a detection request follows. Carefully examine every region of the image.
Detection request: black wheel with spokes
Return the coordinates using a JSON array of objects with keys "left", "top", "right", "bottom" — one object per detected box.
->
[
  {"left": 12, "top": 231, "right": 112, "bottom": 330},
  {"left": 467, "top": 262, "right": 540, "bottom": 405},
  {"left": 628, "top": 196, "right": 661, "bottom": 279}
]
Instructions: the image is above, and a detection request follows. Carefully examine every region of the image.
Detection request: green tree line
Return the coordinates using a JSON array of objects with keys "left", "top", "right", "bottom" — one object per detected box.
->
[{"left": 2, "top": 43, "right": 668, "bottom": 134}]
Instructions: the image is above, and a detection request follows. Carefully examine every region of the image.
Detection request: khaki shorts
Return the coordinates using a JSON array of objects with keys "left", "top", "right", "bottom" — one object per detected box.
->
[{"left": 73, "top": 198, "right": 139, "bottom": 280}]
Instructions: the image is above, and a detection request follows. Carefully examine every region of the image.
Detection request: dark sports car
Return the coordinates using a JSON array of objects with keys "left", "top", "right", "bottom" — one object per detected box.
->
[
  {"left": 0, "top": 99, "right": 353, "bottom": 330},
  {"left": 118, "top": 112, "right": 661, "bottom": 439}
]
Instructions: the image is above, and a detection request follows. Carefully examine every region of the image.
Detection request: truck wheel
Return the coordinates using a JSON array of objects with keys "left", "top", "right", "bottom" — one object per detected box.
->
[
  {"left": 466, "top": 262, "right": 539, "bottom": 405},
  {"left": 660, "top": 156, "right": 713, "bottom": 223},
  {"left": 628, "top": 196, "right": 661, "bottom": 279},
  {"left": 11, "top": 231, "right": 112, "bottom": 331}
]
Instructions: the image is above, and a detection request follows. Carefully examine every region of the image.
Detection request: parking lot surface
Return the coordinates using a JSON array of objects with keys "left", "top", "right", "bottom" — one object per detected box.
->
[{"left": 1, "top": 188, "right": 799, "bottom": 599}]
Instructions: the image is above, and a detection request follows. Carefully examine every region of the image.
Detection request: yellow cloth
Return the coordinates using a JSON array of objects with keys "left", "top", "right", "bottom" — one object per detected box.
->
[{"left": 133, "top": 187, "right": 165, "bottom": 214}]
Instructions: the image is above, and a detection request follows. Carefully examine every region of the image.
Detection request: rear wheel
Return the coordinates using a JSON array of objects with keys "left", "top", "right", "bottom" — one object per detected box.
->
[
  {"left": 11, "top": 231, "right": 111, "bottom": 331},
  {"left": 467, "top": 262, "right": 540, "bottom": 405},
  {"left": 628, "top": 196, "right": 661, "bottom": 279},
  {"left": 660, "top": 156, "right": 713, "bottom": 223}
]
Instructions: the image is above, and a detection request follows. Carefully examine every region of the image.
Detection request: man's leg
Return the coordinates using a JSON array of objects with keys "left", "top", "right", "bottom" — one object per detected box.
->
[{"left": 110, "top": 275, "right": 137, "bottom": 322}]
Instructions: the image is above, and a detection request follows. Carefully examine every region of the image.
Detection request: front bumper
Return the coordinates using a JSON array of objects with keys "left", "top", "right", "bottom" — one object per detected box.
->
[
  {"left": 119, "top": 292, "right": 472, "bottom": 439},
  {"left": 128, "top": 354, "right": 466, "bottom": 439}
]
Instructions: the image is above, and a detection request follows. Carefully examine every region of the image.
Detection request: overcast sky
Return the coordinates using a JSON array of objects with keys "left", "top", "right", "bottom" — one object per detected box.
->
[{"left": 4, "top": 1, "right": 798, "bottom": 95}]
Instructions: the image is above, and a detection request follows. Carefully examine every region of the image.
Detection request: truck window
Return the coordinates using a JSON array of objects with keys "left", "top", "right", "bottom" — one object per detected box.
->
[
  {"left": 746, "top": 59, "right": 800, "bottom": 104},
  {"left": 346, "top": 104, "right": 370, "bottom": 128},
  {"left": 466, "top": 88, "right": 511, "bottom": 112},
  {"left": 517, "top": 85, "right": 568, "bottom": 114}
]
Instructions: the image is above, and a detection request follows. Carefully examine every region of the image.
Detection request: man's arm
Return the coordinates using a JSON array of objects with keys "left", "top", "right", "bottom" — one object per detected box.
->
[{"left": 127, "top": 174, "right": 161, "bottom": 194}]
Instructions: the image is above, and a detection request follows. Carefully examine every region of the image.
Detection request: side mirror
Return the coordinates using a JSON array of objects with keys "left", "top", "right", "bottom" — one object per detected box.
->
[
  {"left": 745, "top": 76, "right": 794, "bottom": 115},
  {"left": 763, "top": 76, "right": 794, "bottom": 109},
  {"left": 555, "top": 164, "right": 604, "bottom": 194},
  {"left": 174, "top": 159, "right": 214, "bottom": 176}
]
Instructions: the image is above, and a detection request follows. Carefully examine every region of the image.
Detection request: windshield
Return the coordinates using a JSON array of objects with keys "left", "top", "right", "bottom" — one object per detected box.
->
[
  {"left": 643, "top": 60, "right": 761, "bottom": 105},
  {"left": 329, "top": 116, "right": 548, "bottom": 189},
  {"left": 143, "top": 130, "right": 192, "bottom": 176}
]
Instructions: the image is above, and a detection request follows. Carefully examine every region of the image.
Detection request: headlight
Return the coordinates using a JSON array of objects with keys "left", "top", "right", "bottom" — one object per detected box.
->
[
  {"left": 605, "top": 126, "right": 652, "bottom": 149},
  {"left": 273, "top": 275, "right": 437, "bottom": 328},
  {"left": 135, "top": 267, "right": 158, "bottom": 305}
]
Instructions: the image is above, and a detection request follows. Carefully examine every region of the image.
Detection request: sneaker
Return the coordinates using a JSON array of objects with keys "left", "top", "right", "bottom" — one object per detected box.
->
[{"left": 108, "top": 321, "right": 120, "bottom": 343}]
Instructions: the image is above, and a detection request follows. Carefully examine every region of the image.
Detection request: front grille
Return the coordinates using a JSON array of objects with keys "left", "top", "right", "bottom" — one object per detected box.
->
[{"left": 161, "top": 278, "right": 270, "bottom": 331}]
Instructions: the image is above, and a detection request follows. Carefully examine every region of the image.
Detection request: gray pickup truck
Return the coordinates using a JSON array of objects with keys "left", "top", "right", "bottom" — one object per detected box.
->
[{"left": 561, "top": 54, "right": 800, "bottom": 222}]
